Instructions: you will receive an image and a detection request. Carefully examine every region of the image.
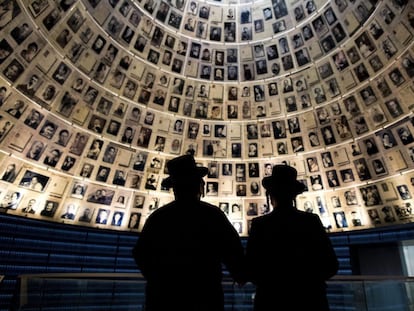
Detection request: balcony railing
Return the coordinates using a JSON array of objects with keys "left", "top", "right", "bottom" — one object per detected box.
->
[{"left": 11, "top": 273, "right": 414, "bottom": 311}]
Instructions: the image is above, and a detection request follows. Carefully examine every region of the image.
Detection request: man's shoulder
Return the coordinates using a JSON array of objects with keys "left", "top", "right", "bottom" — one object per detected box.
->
[
  {"left": 294, "top": 210, "right": 322, "bottom": 225},
  {"left": 200, "top": 200, "right": 222, "bottom": 212},
  {"left": 148, "top": 201, "right": 175, "bottom": 216},
  {"left": 250, "top": 213, "right": 272, "bottom": 226}
]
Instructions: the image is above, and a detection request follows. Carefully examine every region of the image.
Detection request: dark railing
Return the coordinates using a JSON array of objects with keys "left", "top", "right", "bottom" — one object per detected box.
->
[{"left": 12, "top": 273, "right": 414, "bottom": 311}]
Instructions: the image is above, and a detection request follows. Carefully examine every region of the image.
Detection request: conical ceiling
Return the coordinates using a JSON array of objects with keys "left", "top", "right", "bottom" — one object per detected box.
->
[{"left": 0, "top": 0, "right": 413, "bottom": 235}]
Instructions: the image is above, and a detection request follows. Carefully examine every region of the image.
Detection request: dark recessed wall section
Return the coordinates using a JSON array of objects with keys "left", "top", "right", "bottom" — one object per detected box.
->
[
  {"left": 350, "top": 242, "right": 403, "bottom": 275},
  {"left": 0, "top": 214, "right": 138, "bottom": 311}
]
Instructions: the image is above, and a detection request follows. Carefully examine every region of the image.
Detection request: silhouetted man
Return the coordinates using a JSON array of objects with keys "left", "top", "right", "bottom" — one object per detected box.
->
[
  {"left": 246, "top": 165, "right": 338, "bottom": 311},
  {"left": 133, "top": 155, "right": 245, "bottom": 311}
]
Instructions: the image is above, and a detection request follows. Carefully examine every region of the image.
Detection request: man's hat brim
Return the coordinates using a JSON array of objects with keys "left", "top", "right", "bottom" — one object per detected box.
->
[
  {"left": 161, "top": 166, "right": 208, "bottom": 189},
  {"left": 262, "top": 165, "right": 305, "bottom": 196}
]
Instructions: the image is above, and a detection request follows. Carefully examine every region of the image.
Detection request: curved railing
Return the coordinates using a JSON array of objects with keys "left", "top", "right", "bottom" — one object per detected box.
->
[{"left": 12, "top": 273, "right": 414, "bottom": 311}]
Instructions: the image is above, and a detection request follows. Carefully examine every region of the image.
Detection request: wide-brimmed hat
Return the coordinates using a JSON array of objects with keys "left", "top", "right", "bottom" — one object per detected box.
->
[
  {"left": 161, "top": 155, "right": 208, "bottom": 189},
  {"left": 262, "top": 164, "right": 305, "bottom": 196}
]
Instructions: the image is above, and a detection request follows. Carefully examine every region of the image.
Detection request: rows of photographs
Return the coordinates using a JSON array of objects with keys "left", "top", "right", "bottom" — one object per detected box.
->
[
  {"left": 72, "top": 0, "right": 407, "bottom": 83},
  {"left": 0, "top": 2, "right": 413, "bottom": 132},
  {"left": 1, "top": 136, "right": 414, "bottom": 235},
  {"left": 54, "top": 0, "right": 348, "bottom": 82},
  {"left": 1, "top": 54, "right": 414, "bottom": 161},
  {"left": 0, "top": 0, "right": 411, "bottom": 131},
  {"left": 1, "top": 65, "right": 414, "bottom": 188},
  {"left": 0, "top": 87, "right": 414, "bottom": 230},
  {"left": 1, "top": 71, "right": 414, "bottom": 173},
  {"left": 0, "top": 0, "right": 412, "bottom": 235}
]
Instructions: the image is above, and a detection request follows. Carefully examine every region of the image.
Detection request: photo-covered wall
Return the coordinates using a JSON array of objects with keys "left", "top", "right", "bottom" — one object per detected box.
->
[{"left": 0, "top": 0, "right": 413, "bottom": 236}]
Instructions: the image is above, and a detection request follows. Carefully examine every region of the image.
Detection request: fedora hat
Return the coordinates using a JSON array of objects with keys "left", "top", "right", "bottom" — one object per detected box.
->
[
  {"left": 161, "top": 155, "right": 208, "bottom": 189},
  {"left": 262, "top": 164, "right": 305, "bottom": 196}
]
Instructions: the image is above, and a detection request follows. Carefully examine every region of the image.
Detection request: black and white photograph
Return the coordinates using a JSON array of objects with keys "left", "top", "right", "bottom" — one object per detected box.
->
[
  {"left": 19, "top": 169, "right": 49, "bottom": 192},
  {"left": 3, "top": 59, "right": 25, "bottom": 83},
  {"left": 39, "top": 200, "right": 58, "bottom": 218},
  {"left": 0, "top": 39, "right": 13, "bottom": 65},
  {"left": 86, "top": 187, "right": 115, "bottom": 205},
  {"left": 10, "top": 22, "right": 33, "bottom": 45},
  {"left": 52, "top": 62, "right": 71, "bottom": 85}
]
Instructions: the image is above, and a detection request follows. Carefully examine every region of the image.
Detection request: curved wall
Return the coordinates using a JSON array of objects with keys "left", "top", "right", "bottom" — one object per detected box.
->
[{"left": 0, "top": 0, "right": 413, "bottom": 236}]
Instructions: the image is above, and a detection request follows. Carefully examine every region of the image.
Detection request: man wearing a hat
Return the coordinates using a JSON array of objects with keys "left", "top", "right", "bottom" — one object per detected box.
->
[
  {"left": 132, "top": 154, "right": 245, "bottom": 311},
  {"left": 245, "top": 164, "right": 338, "bottom": 311}
]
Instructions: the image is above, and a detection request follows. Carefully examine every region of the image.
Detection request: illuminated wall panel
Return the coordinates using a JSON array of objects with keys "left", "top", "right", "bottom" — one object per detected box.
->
[{"left": 0, "top": 0, "right": 413, "bottom": 236}]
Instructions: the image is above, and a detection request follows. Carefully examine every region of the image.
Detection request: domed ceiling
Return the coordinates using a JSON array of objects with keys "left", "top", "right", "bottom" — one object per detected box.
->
[{"left": 0, "top": 0, "right": 413, "bottom": 235}]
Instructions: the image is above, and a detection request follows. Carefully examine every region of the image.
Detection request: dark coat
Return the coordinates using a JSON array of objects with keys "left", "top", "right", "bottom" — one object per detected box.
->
[
  {"left": 133, "top": 199, "right": 245, "bottom": 311},
  {"left": 246, "top": 207, "right": 338, "bottom": 311}
]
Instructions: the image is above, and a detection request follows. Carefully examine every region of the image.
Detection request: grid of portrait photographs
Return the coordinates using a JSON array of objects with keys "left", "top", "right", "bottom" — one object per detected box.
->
[{"left": 0, "top": 0, "right": 413, "bottom": 236}]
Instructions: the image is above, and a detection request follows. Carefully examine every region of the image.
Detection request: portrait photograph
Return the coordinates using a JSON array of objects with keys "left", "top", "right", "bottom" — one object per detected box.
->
[
  {"left": 95, "top": 208, "right": 110, "bottom": 225},
  {"left": 354, "top": 158, "right": 372, "bottom": 181},
  {"left": 388, "top": 68, "right": 406, "bottom": 87},
  {"left": 144, "top": 172, "right": 159, "bottom": 191},
  {"left": 0, "top": 0, "right": 20, "bottom": 30},
  {"left": 401, "top": 52, "right": 414, "bottom": 78},
  {"left": 246, "top": 202, "right": 258, "bottom": 216},
  {"left": 3, "top": 59, "right": 25, "bottom": 83},
  {"left": 70, "top": 182, "right": 87, "bottom": 199},
  {"left": 76, "top": 206, "right": 94, "bottom": 223},
  {"left": 4, "top": 94, "right": 27, "bottom": 119},
  {"left": 93, "top": 62, "right": 110, "bottom": 84},
  {"left": 112, "top": 169, "right": 127, "bottom": 186},
  {"left": 109, "top": 70, "right": 125, "bottom": 89},
  {"left": 111, "top": 211, "right": 124, "bottom": 227},
  {"left": 359, "top": 86, "right": 377, "bottom": 106},
  {"left": 28, "top": 0, "right": 49, "bottom": 17},
  {"left": 69, "top": 132, "right": 90, "bottom": 156},
  {"left": 42, "top": 146, "right": 62, "bottom": 168},
  {"left": 11, "top": 21, "right": 33, "bottom": 45},
  {"left": 65, "top": 41, "right": 85, "bottom": 64},
  {"left": 397, "top": 184, "right": 411, "bottom": 200},
  {"left": 0, "top": 159, "right": 21, "bottom": 183},
  {"left": 183, "top": 142, "right": 197, "bottom": 156},
  {"left": 67, "top": 8, "right": 84, "bottom": 32},
  {"left": 52, "top": 62, "right": 72, "bottom": 85},
  {"left": 384, "top": 99, "right": 404, "bottom": 119},
  {"left": 126, "top": 173, "right": 142, "bottom": 189},
  {"left": 34, "top": 81, "right": 59, "bottom": 108},
  {"left": 40, "top": 200, "right": 59, "bottom": 218},
  {"left": 60, "top": 202, "right": 78, "bottom": 221},
  {"left": 128, "top": 212, "right": 141, "bottom": 229},
  {"left": 360, "top": 185, "right": 382, "bottom": 207},
  {"left": 19, "top": 169, "right": 50, "bottom": 192},
  {"left": 333, "top": 211, "right": 348, "bottom": 229},
  {"left": 339, "top": 168, "right": 355, "bottom": 183},
  {"left": 86, "top": 186, "right": 115, "bottom": 205},
  {"left": 0, "top": 39, "right": 13, "bottom": 65},
  {"left": 368, "top": 54, "right": 384, "bottom": 73},
  {"left": 96, "top": 97, "right": 113, "bottom": 116},
  {"left": 39, "top": 119, "right": 58, "bottom": 140},
  {"left": 206, "top": 181, "right": 219, "bottom": 196},
  {"left": 24, "top": 138, "right": 46, "bottom": 161},
  {"left": 133, "top": 194, "right": 145, "bottom": 209},
  {"left": 397, "top": 125, "right": 414, "bottom": 145},
  {"left": 87, "top": 114, "right": 107, "bottom": 134},
  {"left": 344, "top": 190, "right": 358, "bottom": 206},
  {"left": 95, "top": 165, "right": 110, "bottom": 182}
]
